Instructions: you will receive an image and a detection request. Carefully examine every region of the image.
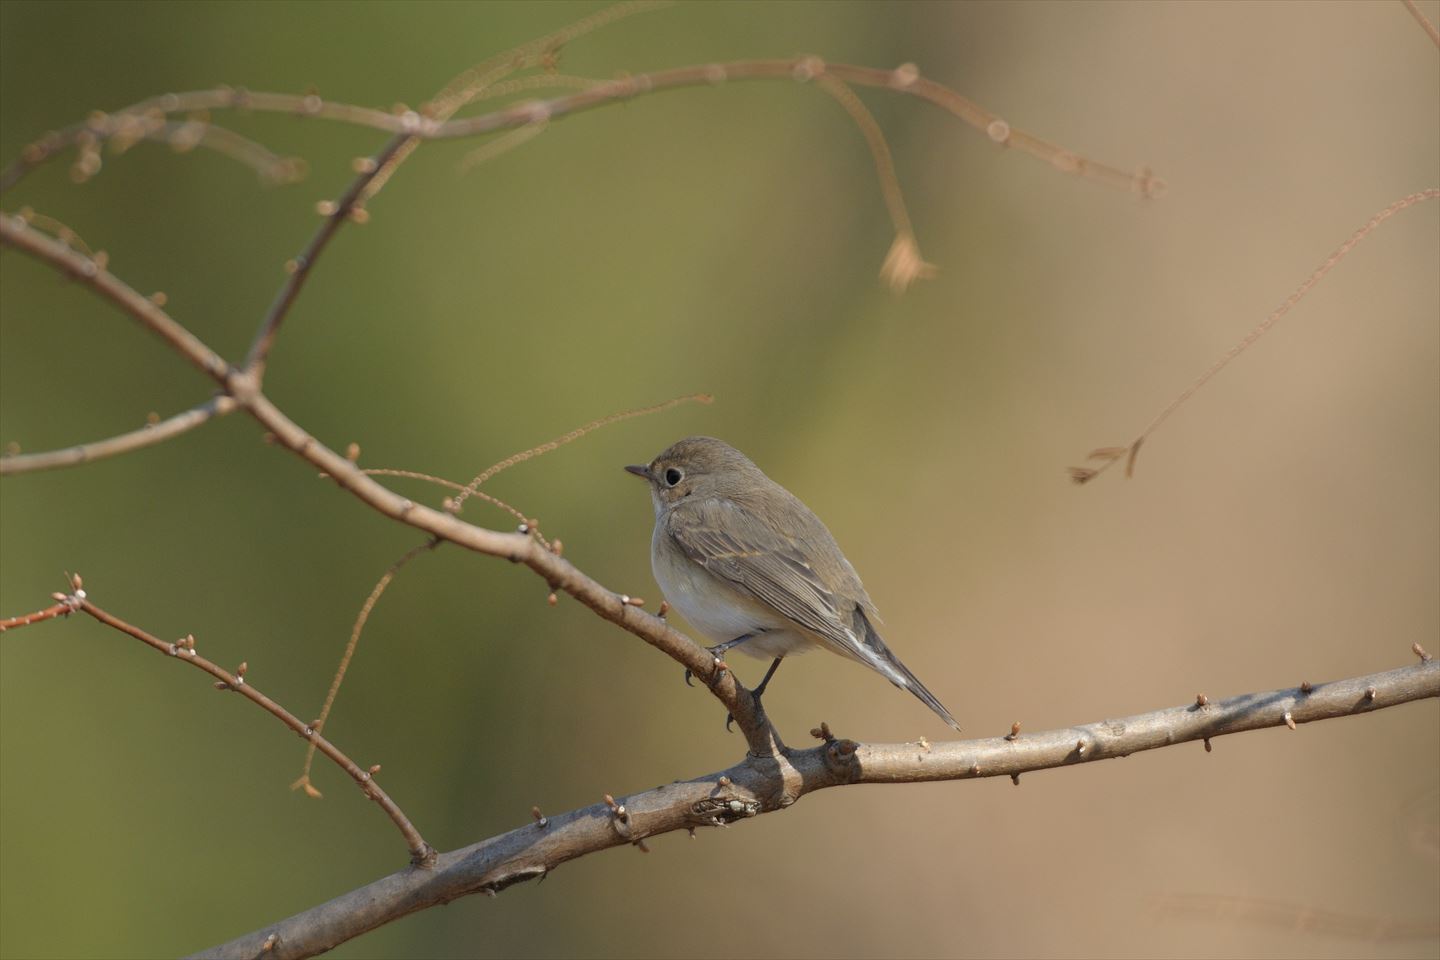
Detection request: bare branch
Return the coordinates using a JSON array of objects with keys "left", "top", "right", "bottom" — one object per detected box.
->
[
  {"left": 1402, "top": 0, "right": 1440, "bottom": 48},
  {"left": 240, "top": 134, "right": 411, "bottom": 379},
  {"left": 3, "top": 59, "right": 1163, "bottom": 199},
  {"left": 193, "top": 658, "right": 1440, "bottom": 959},
  {"left": 0, "top": 394, "right": 235, "bottom": 475},
  {"left": 0, "top": 213, "right": 778, "bottom": 754},
  {"left": 13, "top": 579, "right": 436, "bottom": 866},
  {"left": 1069, "top": 189, "right": 1440, "bottom": 484}
]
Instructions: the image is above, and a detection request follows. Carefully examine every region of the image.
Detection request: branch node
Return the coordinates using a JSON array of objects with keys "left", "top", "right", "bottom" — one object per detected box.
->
[
  {"left": 260, "top": 933, "right": 279, "bottom": 954},
  {"left": 531, "top": 806, "right": 548, "bottom": 829},
  {"left": 1363, "top": 686, "right": 1377, "bottom": 703},
  {"left": 969, "top": 762, "right": 980, "bottom": 776},
  {"left": 889, "top": 62, "right": 919, "bottom": 89},
  {"left": 1005, "top": 721, "right": 1021, "bottom": 741},
  {"left": 792, "top": 55, "right": 826, "bottom": 82},
  {"left": 1194, "top": 693, "right": 1209, "bottom": 710},
  {"left": 1300, "top": 681, "right": 1313, "bottom": 695}
]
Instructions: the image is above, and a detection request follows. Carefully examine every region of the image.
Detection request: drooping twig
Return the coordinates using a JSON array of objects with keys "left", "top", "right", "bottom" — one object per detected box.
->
[
  {"left": 1069, "top": 189, "right": 1440, "bottom": 484},
  {"left": 291, "top": 539, "right": 441, "bottom": 799},
  {"left": 193, "top": 656, "right": 1440, "bottom": 959},
  {"left": 811, "top": 66, "right": 937, "bottom": 293}
]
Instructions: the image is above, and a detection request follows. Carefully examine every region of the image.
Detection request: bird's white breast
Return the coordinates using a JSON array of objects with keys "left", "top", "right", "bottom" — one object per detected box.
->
[{"left": 649, "top": 520, "right": 813, "bottom": 660}]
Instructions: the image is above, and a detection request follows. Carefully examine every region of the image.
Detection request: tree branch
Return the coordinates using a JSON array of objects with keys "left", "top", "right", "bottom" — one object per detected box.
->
[
  {"left": 0, "top": 393, "right": 235, "bottom": 475},
  {"left": 1, "top": 59, "right": 1164, "bottom": 200},
  {"left": 33, "top": 581, "right": 437, "bottom": 866},
  {"left": 191, "top": 656, "right": 1440, "bottom": 960}
]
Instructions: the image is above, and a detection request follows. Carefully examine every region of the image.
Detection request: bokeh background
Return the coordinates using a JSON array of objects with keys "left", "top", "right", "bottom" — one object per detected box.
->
[{"left": 2, "top": 2, "right": 1437, "bottom": 958}]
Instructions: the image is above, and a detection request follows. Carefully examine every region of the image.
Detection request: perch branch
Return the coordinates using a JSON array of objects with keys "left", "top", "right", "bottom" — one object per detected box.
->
[
  {"left": 0, "top": 212, "right": 778, "bottom": 756},
  {"left": 193, "top": 656, "right": 1440, "bottom": 959}
]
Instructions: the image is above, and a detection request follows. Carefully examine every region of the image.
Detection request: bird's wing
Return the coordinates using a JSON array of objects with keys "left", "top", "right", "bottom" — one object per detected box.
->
[{"left": 665, "top": 497, "right": 883, "bottom": 668}]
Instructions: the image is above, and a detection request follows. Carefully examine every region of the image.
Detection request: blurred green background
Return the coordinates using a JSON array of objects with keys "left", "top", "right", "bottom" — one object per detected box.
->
[{"left": 2, "top": 2, "right": 1437, "bottom": 958}]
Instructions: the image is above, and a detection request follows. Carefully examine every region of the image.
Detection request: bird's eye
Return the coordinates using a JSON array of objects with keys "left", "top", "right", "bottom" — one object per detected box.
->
[{"left": 664, "top": 467, "right": 683, "bottom": 487}]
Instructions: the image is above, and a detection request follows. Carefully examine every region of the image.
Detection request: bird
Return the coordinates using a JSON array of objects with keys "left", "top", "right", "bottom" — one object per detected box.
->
[{"left": 626, "top": 436, "right": 960, "bottom": 730}]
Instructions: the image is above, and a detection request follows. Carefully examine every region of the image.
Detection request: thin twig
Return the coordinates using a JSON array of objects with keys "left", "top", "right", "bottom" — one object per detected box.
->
[
  {"left": 1070, "top": 189, "right": 1440, "bottom": 484},
  {"left": 17, "top": 584, "right": 437, "bottom": 865},
  {"left": 291, "top": 539, "right": 441, "bottom": 798},
  {"left": 0, "top": 394, "right": 236, "bottom": 475},
  {"left": 240, "top": 134, "right": 411, "bottom": 380},
  {"left": 1402, "top": 0, "right": 1440, "bottom": 48},
  {"left": 194, "top": 657, "right": 1440, "bottom": 959},
  {"left": 1, "top": 60, "right": 1162, "bottom": 199}
]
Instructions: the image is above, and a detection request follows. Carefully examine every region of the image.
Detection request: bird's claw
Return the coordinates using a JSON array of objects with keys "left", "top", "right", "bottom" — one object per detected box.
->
[{"left": 683, "top": 668, "right": 694, "bottom": 687}]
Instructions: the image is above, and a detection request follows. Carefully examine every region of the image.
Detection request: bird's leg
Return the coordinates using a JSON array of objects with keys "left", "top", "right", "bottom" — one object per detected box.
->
[
  {"left": 726, "top": 657, "right": 784, "bottom": 732},
  {"left": 683, "top": 632, "right": 754, "bottom": 687}
]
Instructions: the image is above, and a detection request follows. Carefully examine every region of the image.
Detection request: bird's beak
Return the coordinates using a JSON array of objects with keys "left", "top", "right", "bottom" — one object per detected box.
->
[{"left": 624, "top": 463, "right": 650, "bottom": 479}]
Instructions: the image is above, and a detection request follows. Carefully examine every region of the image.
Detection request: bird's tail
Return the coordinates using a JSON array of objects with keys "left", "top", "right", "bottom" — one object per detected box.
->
[{"left": 857, "top": 612, "right": 961, "bottom": 731}]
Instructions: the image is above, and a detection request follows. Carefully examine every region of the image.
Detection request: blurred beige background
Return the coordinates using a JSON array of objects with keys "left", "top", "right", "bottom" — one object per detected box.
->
[{"left": 1, "top": 2, "right": 1436, "bottom": 958}]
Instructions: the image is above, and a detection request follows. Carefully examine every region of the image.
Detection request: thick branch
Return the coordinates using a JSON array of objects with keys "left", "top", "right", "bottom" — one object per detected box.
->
[{"left": 193, "top": 658, "right": 1440, "bottom": 959}]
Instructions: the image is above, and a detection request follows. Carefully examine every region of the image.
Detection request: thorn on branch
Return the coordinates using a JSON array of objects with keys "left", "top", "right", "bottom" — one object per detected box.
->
[
  {"left": 531, "top": 806, "right": 548, "bottom": 829},
  {"left": 546, "top": 592, "right": 558, "bottom": 606},
  {"left": 657, "top": 600, "right": 669, "bottom": 618},
  {"left": 717, "top": 775, "right": 731, "bottom": 788},
  {"left": 1005, "top": 721, "right": 1021, "bottom": 741},
  {"left": 1414, "top": 643, "right": 1432, "bottom": 663},
  {"left": 1300, "top": 681, "right": 1313, "bottom": 695},
  {"left": 1283, "top": 711, "right": 1296, "bottom": 731},
  {"left": 1010, "top": 774, "right": 1021, "bottom": 786},
  {"left": 1203, "top": 737, "right": 1213, "bottom": 753},
  {"left": 1194, "top": 693, "right": 1209, "bottom": 710},
  {"left": 345, "top": 442, "right": 360, "bottom": 462}
]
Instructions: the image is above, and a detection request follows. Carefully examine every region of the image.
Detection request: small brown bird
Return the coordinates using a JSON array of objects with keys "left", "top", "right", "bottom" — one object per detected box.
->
[{"left": 626, "top": 436, "right": 960, "bottom": 730}]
